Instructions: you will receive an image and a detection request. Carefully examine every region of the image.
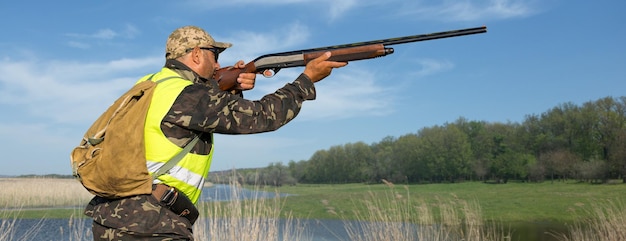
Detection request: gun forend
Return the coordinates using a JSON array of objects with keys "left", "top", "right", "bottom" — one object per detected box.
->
[{"left": 303, "top": 44, "right": 394, "bottom": 64}]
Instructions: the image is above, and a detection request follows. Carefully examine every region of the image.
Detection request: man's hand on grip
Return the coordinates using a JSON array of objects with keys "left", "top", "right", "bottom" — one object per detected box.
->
[{"left": 232, "top": 60, "right": 256, "bottom": 91}]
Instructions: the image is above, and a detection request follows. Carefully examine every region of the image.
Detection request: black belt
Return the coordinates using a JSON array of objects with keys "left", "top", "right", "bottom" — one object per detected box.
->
[{"left": 152, "top": 184, "right": 199, "bottom": 225}]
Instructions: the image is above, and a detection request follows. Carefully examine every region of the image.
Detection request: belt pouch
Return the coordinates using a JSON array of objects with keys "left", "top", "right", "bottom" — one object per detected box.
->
[
  {"left": 169, "top": 191, "right": 199, "bottom": 224},
  {"left": 152, "top": 184, "right": 199, "bottom": 225}
]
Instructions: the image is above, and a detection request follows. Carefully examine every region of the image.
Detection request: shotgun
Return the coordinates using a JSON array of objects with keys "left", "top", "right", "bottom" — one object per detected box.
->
[{"left": 215, "top": 26, "right": 487, "bottom": 91}]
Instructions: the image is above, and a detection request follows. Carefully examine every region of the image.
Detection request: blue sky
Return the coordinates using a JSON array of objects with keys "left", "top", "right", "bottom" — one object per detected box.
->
[{"left": 0, "top": 1, "right": 624, "bottom": 176}]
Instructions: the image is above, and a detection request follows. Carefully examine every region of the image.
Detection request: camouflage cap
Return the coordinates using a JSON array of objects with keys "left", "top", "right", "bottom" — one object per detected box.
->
[{"left": 165, "top": 26, "right": 232, "bottom": 60}]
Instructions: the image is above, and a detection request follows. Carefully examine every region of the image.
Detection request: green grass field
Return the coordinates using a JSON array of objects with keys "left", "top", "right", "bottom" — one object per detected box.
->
[{"left": 266, "top": 181, "right": 626, "bottom": 223}]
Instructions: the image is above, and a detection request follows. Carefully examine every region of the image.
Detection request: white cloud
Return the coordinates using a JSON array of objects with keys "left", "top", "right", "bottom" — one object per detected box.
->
[
  {"left": 66, "top": 24, "right": 140, "bottom": 40},
  {"left": 211, "top": 134, "right": 310, "bottom": 170},
  {"left": 0, "top": 56, "right": 161, "bottom": 124},
  {"left": 397, "top": 0, "right": 538, "bottom": 22},
  {"left": 409, "top": 58, "right": 455, "bottom": 78},
  {"left": 327, "top": 0, "right": 358, "bottom": 21},
  {"left": 92, "top": 29, "right": 118, "bottom": 40},
  {"left": 64, "top": 24, "right": 141, "bottom": 49},
  {"left": 184, "top": 0, "right": 359, "bottom": 20},
  {"left": 67, "top": 41, "right": 90, "bottom": 49},
  {"left": 182, "top": 0, "right": 538, "bottom": 24},
  {"left": 217, "top": 22, "right": 311, "bottom": 64},
  {"left": 66, "top": 29, "right": 116, "bottom": 40},
  {"left": 300, "top": 67, "right": 396, "bottom": 121},
  {"left": 121, "top": 24, "right": 140, "bottom": 39},
  {"left": 0, "top": 122, "right": 78, "bottom": 175}
]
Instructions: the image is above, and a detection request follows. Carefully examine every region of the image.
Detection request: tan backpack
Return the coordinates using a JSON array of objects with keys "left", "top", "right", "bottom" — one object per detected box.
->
[{"left": 70, "top": 75, "right": 196, "bottom": 199}]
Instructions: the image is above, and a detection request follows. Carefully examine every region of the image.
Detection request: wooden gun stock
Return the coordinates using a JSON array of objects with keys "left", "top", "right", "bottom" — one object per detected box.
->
[{"left": 215, "top": 62, "right": 258, "bottom": 91}]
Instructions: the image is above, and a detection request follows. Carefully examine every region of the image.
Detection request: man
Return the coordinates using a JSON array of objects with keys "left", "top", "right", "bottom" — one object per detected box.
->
[{"left": 84, "top": 26, "right": 347, "bottom": 240}]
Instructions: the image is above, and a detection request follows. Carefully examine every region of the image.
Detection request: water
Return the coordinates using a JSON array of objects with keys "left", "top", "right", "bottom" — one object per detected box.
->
[
  {"left": 4, "top": 218, "right": 569, "bottom": 241},
  {"left": 8, "top": 218, "right": 351, "bottom": 241},
  {"left": 3, "top": 185, "right": 570, "bottom": 241},
  {"left": 7, "top": 218, "right": 88, "bottom": 241}
]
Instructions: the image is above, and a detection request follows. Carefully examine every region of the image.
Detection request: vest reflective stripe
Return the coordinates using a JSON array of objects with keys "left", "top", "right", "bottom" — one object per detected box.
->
[
  {"left": 146, "top": 161, "right": 205, "bottom": 188},
  {"left": 139, "top": 68, "right": 214, "bottom": 203}
]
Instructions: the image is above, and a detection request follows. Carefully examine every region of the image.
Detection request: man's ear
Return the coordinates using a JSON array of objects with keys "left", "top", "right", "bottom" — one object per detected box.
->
[{"left": 191, "top": 47, "right": 202, "bottom": 64}]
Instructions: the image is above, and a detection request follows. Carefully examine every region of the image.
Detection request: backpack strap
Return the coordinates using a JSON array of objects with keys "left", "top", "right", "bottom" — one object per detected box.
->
[
  {"left": 148, "top": 73, "right": 179, "bottom": 84},
  {"left": 147, "top": 74, "right": 201, "bottom": 181},
  {"left": 152, "top": 135, "right": 201, "bottom": 180}
]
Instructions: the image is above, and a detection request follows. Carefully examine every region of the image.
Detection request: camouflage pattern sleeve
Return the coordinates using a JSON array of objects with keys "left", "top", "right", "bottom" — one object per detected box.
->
[{"left": 164, "top": 73, "right": 316, "bottom": 135}]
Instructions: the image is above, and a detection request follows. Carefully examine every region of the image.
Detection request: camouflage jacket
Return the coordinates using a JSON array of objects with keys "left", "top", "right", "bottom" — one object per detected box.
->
[{"left": 161, "top": 59, "right": 316, "bottom": 155}]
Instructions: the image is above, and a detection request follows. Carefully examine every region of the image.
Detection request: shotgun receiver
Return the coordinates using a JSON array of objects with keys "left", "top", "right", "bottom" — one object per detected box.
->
[{"left": 215, "top": 26, "right": 487, "bottom": 91}]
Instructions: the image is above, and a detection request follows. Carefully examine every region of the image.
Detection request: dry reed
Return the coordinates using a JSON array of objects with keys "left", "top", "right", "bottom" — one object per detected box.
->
[
  {"left": 337, "top": 179, "right": 512, "bottom": 241},
  {"left": 193, "top": 178, "right": 309, "bottom": 241},
  {"left": 0, "top": 178, "right": 92, "bottom": 208},
  {"left": 0, "top": 178, "right": 91, "bottom": 240},
  {"left": 550, "top": 199, "right": 626, "bottom": 241}
]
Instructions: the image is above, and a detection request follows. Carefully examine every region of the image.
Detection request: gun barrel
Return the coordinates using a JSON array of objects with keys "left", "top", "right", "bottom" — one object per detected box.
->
[
  {"left": 255, "top": 26, "right": 486, "bottom": 60},
  {"left": 378, "top": 26, "right": 487, "bottom": 46}
]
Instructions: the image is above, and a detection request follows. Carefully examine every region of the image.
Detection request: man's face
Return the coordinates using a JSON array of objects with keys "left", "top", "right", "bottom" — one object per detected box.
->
[
  {"left": 189, "top": 47, "right": 220, "bottom": 79},
  {"left": 202, "top": 47, "right": 221, "bottom": 79}
]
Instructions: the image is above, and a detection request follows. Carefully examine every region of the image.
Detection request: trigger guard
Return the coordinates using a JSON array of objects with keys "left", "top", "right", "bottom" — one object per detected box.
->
[{"left": 262, "top": 69, "right": 278, "bottom": 78}]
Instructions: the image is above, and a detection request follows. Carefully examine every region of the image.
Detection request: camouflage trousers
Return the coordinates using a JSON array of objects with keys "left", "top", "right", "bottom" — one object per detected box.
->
[{"left": 84, "top": 194, "right": 193, "bottom": 241}]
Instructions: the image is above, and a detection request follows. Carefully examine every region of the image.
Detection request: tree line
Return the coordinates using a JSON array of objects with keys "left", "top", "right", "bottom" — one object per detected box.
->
[{"left": 210, "top": 96, "right": 626, "bottom": 186}]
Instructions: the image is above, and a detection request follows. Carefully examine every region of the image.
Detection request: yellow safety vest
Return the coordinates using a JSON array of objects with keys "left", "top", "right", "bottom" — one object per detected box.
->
[{"left": 137, "top": 68, "right": 214, "bottom": 204}]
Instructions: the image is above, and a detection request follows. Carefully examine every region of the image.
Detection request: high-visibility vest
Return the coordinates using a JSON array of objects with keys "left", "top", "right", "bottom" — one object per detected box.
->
[{"left": 138, "top": 67, "right": 214, "bottom": 204}]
